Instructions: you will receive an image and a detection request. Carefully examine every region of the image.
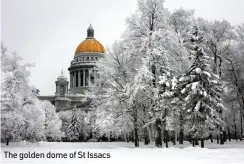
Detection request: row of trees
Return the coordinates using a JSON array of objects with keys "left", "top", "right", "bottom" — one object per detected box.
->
[
  {"left": 87, "top": 0, "right": 244, "bottom": 148},
  {"left": 1, "top": 45, "right": 62, "bottom": 145}
]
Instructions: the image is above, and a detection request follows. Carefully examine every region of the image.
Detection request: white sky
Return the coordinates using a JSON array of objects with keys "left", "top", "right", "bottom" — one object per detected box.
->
[{"left": 2, "top": 0, "right": 244, "bottom": 95}]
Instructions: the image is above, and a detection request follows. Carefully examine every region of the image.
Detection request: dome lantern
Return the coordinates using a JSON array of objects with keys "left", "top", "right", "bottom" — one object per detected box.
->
[{"left": 87, "top": 24, "right": 94, "bottom": 38}]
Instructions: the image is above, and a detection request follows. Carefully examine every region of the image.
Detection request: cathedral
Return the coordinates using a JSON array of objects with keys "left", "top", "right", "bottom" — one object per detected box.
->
[{"left": 38, "top": 24, "right": 105, "bottom": 111}]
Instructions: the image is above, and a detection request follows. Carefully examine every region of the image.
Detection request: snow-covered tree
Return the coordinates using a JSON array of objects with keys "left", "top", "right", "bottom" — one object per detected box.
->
[
  {"left": 176, "top": 26, "right": 225, "bottom": 147},
  {"left": 21, "top": 100, "right": 45, "bottom": 142},
  {"left": 123, "top": 0, "right": 189, "bottom": 147},
  {"left": 41, "top": 101, "right": 62, "bottom": 141},
  {"left": 221, "top": 24, "right": 244, "bottom": 140},
  {"left": 198, "top": 19, "right": 236, "bottom": 77},
  {"left": 65, "top": 107, "right": 87, "bottom": 141},
  {"left": 1, "top": 45, "right": 62, "bottom": 144},
  {"left": 58, "top": 110, "right": 73, "bottom": 137},
  {"left": 88, "top": 41, "right": 136, "bottom": 144},
  {"left": 1, "top": 45, "right": 34, "bottom": 145},
  {"left": 158, "top": 71, "right": 185, "bottom": 145}
]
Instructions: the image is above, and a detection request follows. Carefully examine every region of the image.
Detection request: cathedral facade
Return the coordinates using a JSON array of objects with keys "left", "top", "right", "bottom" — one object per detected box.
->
[{"left": 38, "top": 25, "right": 104, "bottom": 111}]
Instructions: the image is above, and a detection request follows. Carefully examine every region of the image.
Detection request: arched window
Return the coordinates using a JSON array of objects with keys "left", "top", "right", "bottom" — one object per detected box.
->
[{"left": 60, "top": 85, "right": 65, "bottom": 96}]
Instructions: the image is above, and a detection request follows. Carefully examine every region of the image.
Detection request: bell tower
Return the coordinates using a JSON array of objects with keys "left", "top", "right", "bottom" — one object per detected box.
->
[
  {"left": 55, "top": 70, "right": 69, "bottom": 97},
  {"left": 54, "top": 70, "right": 71, "bottom": 111}
]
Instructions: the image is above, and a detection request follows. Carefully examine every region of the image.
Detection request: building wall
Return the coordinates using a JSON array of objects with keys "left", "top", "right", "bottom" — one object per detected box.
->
[{"left": 55, "top": 97, "right": 71, "bottom": 112}]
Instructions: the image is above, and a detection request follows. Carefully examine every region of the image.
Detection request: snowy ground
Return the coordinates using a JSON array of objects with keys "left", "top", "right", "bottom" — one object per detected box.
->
[{"left": 1, "top": 140, "right": 244, "bottom": 164}]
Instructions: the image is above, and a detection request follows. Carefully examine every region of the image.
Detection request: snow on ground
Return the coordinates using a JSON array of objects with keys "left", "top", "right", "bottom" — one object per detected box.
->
[{"left": 1, "top": 140, "right": 244, "bottom": 164}]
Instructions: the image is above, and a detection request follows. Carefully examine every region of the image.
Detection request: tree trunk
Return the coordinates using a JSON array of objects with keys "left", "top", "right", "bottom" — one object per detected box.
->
[
  {"left": 152, "top": 64, "right": 156, "bottom": 88},
  {"left": 220, "top": 133, "right": 224, "bottom": 145},
  {"left": 134, "top": 127, "right": 139, "bottom": 147},
  {"left": 223, "top": 130, "right": 226, "bottom": 142},
  {"left": 172, "top": 131, "right": 176, "bottom": 145},
  {"left": 89, "top": 131, "right": 93, "bottom": 139},
  {"left": 126, "top": 134, "right": 129, "bottom": 143},
  {"left": 109, "top": 131, "right": 112, "bottom": 142},
  {"left": 209, "top": 133, "right": 213, "bottom": 143},
  {"left": 179, "top": 129, "right": 184, "bottom": 145},
  {"left": 192, "top": 137, "right": 195, "bottom": 147},
  {"left": 164, "top": 130, "right": 169, "bottom": 148},
  {"left": 133, "top": 111, "right": 139, "bottom": 147},
  {"left": 217, "top": 134, "right": 219, "bottom": 144},
  {"left": 144, "top": 127, "right": 150, "bottom": 145},
  {"left": 195, "top": 138, "right": 199, "bottom": 145},
  {"left": 201, "top": 138, "right": 204, "bottom": 148},
  {"left": 149, "top": 124, "right": 154, "bottom": 142},
  {"left": 155, "top": 119, "right": 162, "bottom": 147},
  {"left": 228, "top": 127, "right": 231, "bottom": 141},
  {"left": 241, "top": 113, "right": 243, "bottom": 141},
  {"left": 131, "top": 131, "right": 134, "bottom": 142},
  {"left": 179, "top": 114, "right": 184, "bottom": 144},
  {"left": 234, "top": 124, "right": 237, "bottom": 141},
  {"left": 189, "top": 136, "right": 192, "bottom": 143},
  {"left": 6, "top": 139, "right": 9, "bottom": 146}
]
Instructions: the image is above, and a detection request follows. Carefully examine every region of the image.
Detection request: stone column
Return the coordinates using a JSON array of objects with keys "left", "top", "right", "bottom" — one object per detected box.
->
[
  {"left": 73, "top": 72, "right": 75, "bottom": 87},
  {"left": 88, "top": 69, "right": 90, "bottom": 86},
  {"left": 80, "top": 69, "right": 83, "bottom": 86},
  {"left": 70, "top": 72, "right": 72, "bottom": 88},
  {"left": 83, "top": 69, "right": 85, "bottom": 87},
  {"left": 56, "top": 84, "right": 58, "bottom": 95},
  {"left": 57, "top": 84, "right": 59, "bottom": 95},
  {"left": 78, "top": 70, "right": 81, "bottom": 87},
  {"left": 64, "top": 83, "right": 67, "bottom": 95}
]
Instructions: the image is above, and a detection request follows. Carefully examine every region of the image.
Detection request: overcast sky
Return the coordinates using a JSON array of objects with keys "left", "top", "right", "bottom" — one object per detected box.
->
[{"left": 2, "top": 0, "right": 244, "bottom": 95}]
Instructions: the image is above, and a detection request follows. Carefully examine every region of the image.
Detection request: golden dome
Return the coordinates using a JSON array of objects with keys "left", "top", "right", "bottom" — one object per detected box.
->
[
  {"left": 75, "top": 38, "right": 105, "bottom": 54},
  {"left": 75, "top": 24, "right": 105, "bottom": 54}
]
